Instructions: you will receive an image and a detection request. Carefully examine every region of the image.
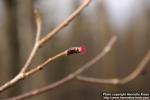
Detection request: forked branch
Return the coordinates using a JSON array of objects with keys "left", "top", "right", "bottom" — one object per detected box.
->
[
  {"left": 0, "top": 0, "right": 92, "bottom": 93},
  {"left": 0, "top": 8, "right": 42, "bottom": 92}
]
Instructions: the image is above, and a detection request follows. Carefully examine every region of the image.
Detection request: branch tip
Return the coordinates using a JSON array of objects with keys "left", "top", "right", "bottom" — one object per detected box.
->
[{"left": 67, "top": 45, "right": 87, "bottom": 55}]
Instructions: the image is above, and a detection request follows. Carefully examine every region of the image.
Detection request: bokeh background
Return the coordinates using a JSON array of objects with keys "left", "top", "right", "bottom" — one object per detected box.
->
[{"left": 0, "top": 0, "right": 150, "bottom": 100}]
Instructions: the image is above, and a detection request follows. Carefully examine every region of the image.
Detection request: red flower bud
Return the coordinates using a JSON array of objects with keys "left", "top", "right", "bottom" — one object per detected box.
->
[
  {"left": 67, "top": 45, "right": 86, "bottom": 55},
  {"left": 78, "top": 45, "right": 86, "bottom": 54}
]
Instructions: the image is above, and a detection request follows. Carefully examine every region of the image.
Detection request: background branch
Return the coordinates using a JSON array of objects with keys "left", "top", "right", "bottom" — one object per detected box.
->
[{"left": 77, "top": 50, "right": 150, "bottom": 85}]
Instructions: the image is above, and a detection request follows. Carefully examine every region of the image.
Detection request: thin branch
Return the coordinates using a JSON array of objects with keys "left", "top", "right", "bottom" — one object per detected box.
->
[
  {"left": 24, "top": 51, "right": 67, "bottom": 77},
  {"left": 38, "top": 0, "right": 92, "bottom": 46},
  {"left": 0, "top": 50, "right": 66, "bottom": 93},
  {"left": 0, "top": 0, "right": 91, "bottom": 93},
  {"left": 0, "top": 74, "right": 24, "bottom": 94},
  {"left": 119, "top": 50, "right": 150, "bottom": 84},
  {"left": 25, "top": 46, "right": 86, "bottom": 77},
  {"left": 20, "top": 45, "right": 38, "bottom": 73},
  {"left": 20, "top": 8, "right": 42, "bottom": 73},
  {"left": 77, "top": 76, "right": 119, "bottom": 85},
  {"left": 7, "top": 36, "right": 117, "bottom": 100},
  {"left": 76, "top": 50, "right": 150, "bottom": 85},
  {"left": 0, "top": 8, "right": 42, "bottom": 92},
  {"left": 34, "top": 8, "right": 42, "bottom": 43}
]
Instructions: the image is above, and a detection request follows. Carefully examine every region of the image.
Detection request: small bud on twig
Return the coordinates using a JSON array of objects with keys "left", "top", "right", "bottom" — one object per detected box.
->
[{"left": 67, "top": 45, "right": 86, "bottom": 55}]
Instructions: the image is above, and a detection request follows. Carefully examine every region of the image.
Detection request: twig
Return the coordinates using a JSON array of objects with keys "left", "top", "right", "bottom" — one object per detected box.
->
[
  {"left": 24, "top": 51, "right": 67, "bottom": 77},
  {"left": 77, "top": 76, "right": 119, "bottom": 85},
  {"left": 38, "top": 0, "right": 92, "bottom": 46},
  {"left": 7, "top": 36, "right": 117, "bottom": 100},
  {"left": 119, "top": 50, "right": 150, "bottom": 84},
  {"left": 0, "top": 0, "right": 91, "bottom": 93},
  {"left": 77, "top": 50, "right": 150, "bottom": 85},
  {"left": 0, "top": 9, "right": 42, "bottom": 92},
  {"left": 21, "top": 8, "right": 42, "bottom": 73},
  {"left": 0, "top": 50, "right": 67, "bottom": 93},
  {"left": 34, "top": 8, "right": 42, "bottom": 43}
]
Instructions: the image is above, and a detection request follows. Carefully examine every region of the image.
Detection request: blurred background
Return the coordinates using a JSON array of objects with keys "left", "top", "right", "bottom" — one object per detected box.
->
[{"left": 0, "top": 0, "right": 150, "bottom": 100}]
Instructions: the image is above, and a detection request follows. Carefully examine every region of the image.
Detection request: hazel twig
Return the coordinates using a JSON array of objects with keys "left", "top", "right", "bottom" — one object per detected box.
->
[
  {"left": 0, "top": 9, "right": 42, "bottom": 92},
  {"left": 21, "top": 8, "right": 42, "bottom": 73},
  {"left": 24, "top": 46, "right": 85, "bottom": 77},
  {"left": 0, "top": 0, "right": 91, "bottom": 93}
]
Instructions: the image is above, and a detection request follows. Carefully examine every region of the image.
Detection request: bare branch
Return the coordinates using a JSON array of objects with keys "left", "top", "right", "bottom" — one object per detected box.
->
[
  {"left": 20, "top": 8, "right": 42, "bottom": 73},
  {"left": 0, "top": 0, "right": 91, "bottom": 93},
  {"left": 34, "top": 8, "right": 42, "bottom": 43},
  {"left": 24, "top": 51, "right": 67, "bottom": 77},
  {"left": 20, "top": 45, "right": 38, "bottom": 73},
  {"left": 77, "top": 76, "right": 119, "bottom": 85},
  {"left": 7, "top": 36, "right": 117, "bottom": 100},
  {"left": 38, "top": 0, "right": 92, "bottom": 46},
  {"left": 119, "top": 50, "right": 150, "bottom": 84},
  {"left": 0, "top": 50, "right": 66, "bottom": 93},
  {"left": 0, "top": 8, "right": 42, "bottom": 92},
  {"left": 0, "top": 74, "right": 24, "bottom": 93},
  {"left": 77, "top": 50, "right": 150, "bottom": 85}
]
